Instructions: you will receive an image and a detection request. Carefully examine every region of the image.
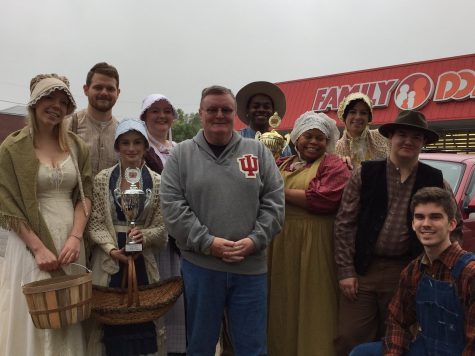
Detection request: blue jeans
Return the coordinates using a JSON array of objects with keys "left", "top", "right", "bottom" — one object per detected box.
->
[
  {"left": 181, "top": 258, "right": 267, "bottom": 356},
  {"left": 349, "top": 341, "right": 382, "bottom": 356},
  {"left": 350, "top": 339, "right": 428, "bottom": 356}
]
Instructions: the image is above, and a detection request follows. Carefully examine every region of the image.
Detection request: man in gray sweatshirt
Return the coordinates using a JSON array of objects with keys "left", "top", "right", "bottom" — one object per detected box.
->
[{"left": 160, "top": 85, "right": 285, "bottom": 356}]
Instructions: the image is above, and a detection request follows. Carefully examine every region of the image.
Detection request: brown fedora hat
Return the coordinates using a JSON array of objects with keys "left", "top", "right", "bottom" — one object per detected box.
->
[
  {"left": 236, "top": 81, "right": 286, "bottom": 125},
  {"left": 378, "top": 110, "right": 439, "bottom": 144}
]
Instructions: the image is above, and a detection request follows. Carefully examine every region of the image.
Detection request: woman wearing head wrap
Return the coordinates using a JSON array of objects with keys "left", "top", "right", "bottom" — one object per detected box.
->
[
  {"left": 0, "top": 74, "right": 92, "bottom": 355},
  {"left": 335, "top": 93, "right": 389, "bottom": 168},
  {"left": 140, "top": 94, "right": 186, "bottom": 355},
  {"left": 268, "top": 112, "right": 350, "bottom": 356},
  {"left": 87, "top": 119, "right": 167, "bottom": 355}
]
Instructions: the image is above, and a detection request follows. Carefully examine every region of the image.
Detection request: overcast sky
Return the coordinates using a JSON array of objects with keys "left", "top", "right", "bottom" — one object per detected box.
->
[{"left": 1, "top": 0, "right": 474, "bottom": 118}]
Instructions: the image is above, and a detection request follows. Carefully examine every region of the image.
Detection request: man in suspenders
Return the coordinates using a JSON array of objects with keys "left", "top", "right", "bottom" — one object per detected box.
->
[{"left": 351, "top": 187, "right": 475, "bottom": 355}]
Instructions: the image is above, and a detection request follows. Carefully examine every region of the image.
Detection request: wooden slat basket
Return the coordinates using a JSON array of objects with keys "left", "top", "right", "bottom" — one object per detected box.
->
[{"left": 22, "top": 265, "right": 92, "bottom": 329}]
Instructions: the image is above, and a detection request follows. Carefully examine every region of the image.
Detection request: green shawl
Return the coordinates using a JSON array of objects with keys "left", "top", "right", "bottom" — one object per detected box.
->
[{"left": 0, "top": 126, "right": 92, "bottom": 257}]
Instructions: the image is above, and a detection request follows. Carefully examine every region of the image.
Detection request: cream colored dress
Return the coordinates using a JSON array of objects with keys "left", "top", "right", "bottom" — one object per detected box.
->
[{"left": 0, "top": 156, "right": 86, "bottom": 356}]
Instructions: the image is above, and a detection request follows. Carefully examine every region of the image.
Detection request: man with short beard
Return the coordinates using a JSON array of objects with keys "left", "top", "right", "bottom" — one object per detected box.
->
[{"left": 66, "top": 62, "right": 120, "bottom": 176}]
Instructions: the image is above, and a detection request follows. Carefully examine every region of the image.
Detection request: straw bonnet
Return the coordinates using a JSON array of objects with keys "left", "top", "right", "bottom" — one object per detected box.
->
[
  {"left": 28, "top": 74, "right": 76, "bottom": 115},
  {"left": 378, "top": 110, "right": 439, "bottom": 144},
  {"left": 114, "top": 118, "right": 150, "bottom": 150},
  {"left": 337, "top": 92, "right": 373, "bottom": 122},
  {"left": 236, "top": 81, "right": 286, "bottom": 125}
]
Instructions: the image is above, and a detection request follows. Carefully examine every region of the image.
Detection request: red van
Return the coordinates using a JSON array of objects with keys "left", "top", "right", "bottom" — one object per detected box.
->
[{"left": 419, "top": 153, "right": 475, "bottom": 252}]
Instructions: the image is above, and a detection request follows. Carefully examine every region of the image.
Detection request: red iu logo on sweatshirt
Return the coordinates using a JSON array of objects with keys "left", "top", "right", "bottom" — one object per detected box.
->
[{"left": 237, "top": 154, "right": 259, "bottom": 178}]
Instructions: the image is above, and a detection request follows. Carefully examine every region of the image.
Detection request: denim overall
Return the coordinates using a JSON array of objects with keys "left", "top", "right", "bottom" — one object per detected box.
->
[{"left": 411, "top": 252, "right": 475, "bottom": 356}]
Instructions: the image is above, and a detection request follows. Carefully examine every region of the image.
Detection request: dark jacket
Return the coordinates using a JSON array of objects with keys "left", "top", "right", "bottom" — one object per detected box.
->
[
  {"left": 144, "top": 147, "right": 164, "bottom": 175},
  {"left": 354, "top": 160, "right": 444, "bottom": 275}
]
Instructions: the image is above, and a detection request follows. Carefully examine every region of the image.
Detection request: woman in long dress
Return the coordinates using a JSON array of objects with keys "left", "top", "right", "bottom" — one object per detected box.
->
[
  {"left": 87, "top": 118, "right": 167, "bottom": 355},
  {"left": 140, "top": 94, "right": 186, "bottom": 356},
  {"left": 0, "top": 74, "right": 92, "bottom": 356},
  {"left": 268, "top": 112, "right": 350, "bottom": 356},
  {"left": 335, "top": 92, "right": 389, "bottom": 168}
]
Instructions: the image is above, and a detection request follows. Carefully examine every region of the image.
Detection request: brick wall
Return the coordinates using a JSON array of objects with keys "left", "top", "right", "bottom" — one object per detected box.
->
[{"left": 0, "top": 114, "right": 26, "bottom": 143}]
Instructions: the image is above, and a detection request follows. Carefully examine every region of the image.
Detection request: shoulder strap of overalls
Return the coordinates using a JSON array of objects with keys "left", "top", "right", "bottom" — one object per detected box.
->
[{"left": 452, "top": 252, "right": 475, "bottom": 279}]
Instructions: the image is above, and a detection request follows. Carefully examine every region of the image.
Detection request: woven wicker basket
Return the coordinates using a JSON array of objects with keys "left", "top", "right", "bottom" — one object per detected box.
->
[
  {"left": 22, "top": 265, "right": 92, "bottom": 329},
  {"left": 91, "top": 256, "right": 183, "bottom": 325}
]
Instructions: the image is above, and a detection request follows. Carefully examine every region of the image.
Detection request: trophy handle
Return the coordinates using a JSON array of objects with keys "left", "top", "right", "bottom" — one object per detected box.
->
[
  {"left": 255, "top": 131, "right": 262, "bottom": 140},
  {"left": 282, "top": 134, "right": 291, "bottom": 153},
  {"left": 144, "top": 188, "right": 153, "bottom": 209},
  {"left": 113, "top": 188, "right": 122, "bottom": 208}
]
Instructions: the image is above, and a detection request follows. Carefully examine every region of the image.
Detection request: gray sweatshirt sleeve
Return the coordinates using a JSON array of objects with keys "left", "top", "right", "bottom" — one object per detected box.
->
[
  {"left": 159, "top": 147, "right": 214, "bottom": 254},
  {"left": 247, "top": 147, "right": 285, "bottom": 251}
]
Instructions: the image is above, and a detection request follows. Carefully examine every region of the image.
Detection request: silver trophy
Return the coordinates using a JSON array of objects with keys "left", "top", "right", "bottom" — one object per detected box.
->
[{"left": 120, "top": 167, "right": 145, "bottom": 253}]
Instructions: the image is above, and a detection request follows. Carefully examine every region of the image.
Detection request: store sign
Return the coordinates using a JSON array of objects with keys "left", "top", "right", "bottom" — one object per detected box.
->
[
  {"left": 433, "top": 70, "right": 475, "bottom": 102},
  {"left": 313, "top": 69, "right": 475, "bottom": 112}
]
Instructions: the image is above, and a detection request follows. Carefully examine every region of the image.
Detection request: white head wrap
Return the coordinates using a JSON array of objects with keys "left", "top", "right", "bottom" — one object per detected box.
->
[{"left": 290, "top": 111, "right": 340, "bottom": 153}]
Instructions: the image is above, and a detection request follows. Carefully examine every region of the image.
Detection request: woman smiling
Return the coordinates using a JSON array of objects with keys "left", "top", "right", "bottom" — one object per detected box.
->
[
  {"left": 268, "top": 111, "right": 350, "bottom": 356},
  {"left": 140, "top": 94, "right": 186, "bottom": 355},
  {"left": 87, "top": 119, "right": 167, "bottom": 355},
  {"left": 335, "top": 92, "right": 389, "bottom": 168},
  {"left": 0, "top": 73, "right": 92, "bottom": 355}
]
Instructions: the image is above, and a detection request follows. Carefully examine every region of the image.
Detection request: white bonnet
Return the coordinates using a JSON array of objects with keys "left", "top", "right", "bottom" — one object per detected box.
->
[
  {"left": 140, "top": 94, "right": 177, "bottom": 120},
  {"left": 290, "top": 111, "right": 340, "bottom": 153},
  {"left": 114, "top": 118, "right": 150, "bottom": 150}
]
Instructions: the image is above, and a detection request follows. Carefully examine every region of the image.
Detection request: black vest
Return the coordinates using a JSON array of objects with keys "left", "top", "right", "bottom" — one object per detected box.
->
[{"left": 354, "top": 160, "right": 444, "bottom": 275}]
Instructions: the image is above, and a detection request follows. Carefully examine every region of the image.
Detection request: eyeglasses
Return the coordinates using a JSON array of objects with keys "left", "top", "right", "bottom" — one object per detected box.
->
[{"left": 204, "top": 107, "right": 234, "bottom": 116}]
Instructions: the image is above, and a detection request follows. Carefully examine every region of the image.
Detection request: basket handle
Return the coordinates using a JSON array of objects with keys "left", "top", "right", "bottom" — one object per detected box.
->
[
  {"left": 127, "top": 256, "right": 140, "bottom": 307},
  {"left": 121, "top": 256, "right": 140, "bottom": 307},
  {"left": 21, "top": 263, "right": 91, "bottom": 286}
]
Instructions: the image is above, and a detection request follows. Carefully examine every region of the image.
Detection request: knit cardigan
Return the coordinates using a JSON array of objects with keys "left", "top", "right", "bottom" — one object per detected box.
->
[{"left": 88, "top": 164, "right": 167, "bottom": 284}]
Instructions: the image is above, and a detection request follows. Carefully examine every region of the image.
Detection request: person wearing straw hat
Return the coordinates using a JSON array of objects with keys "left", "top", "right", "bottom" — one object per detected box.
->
[
  {"left": 87, "top": 118, "right": 168, "bottom": 355},
  {"left": 140, "top": 94, "right": 186, "bottom": 356},
  {"left": 236, "top": 80, "right": 292, "bottom": 157},
  {"left": 333, "top": 110, "right": 463, "bottom": 355},
  {"left": 0, "top": 73, "right": 92, "bottom": 355},
  {"left": 268, "top": 111, "right": 350, "bottom": 356},
  {"left": 335, "top": 92, "right": 389, "bottom": 169}
]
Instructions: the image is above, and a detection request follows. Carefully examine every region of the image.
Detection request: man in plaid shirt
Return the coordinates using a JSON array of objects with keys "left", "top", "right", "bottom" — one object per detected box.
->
[{"left": 350, "top": 187, "right": 475, "bottom": 355}]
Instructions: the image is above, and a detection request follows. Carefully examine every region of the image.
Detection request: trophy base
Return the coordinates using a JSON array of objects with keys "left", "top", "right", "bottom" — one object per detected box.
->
[{"left": 125, "top": 243, "right": 143, "bottom": 253}]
